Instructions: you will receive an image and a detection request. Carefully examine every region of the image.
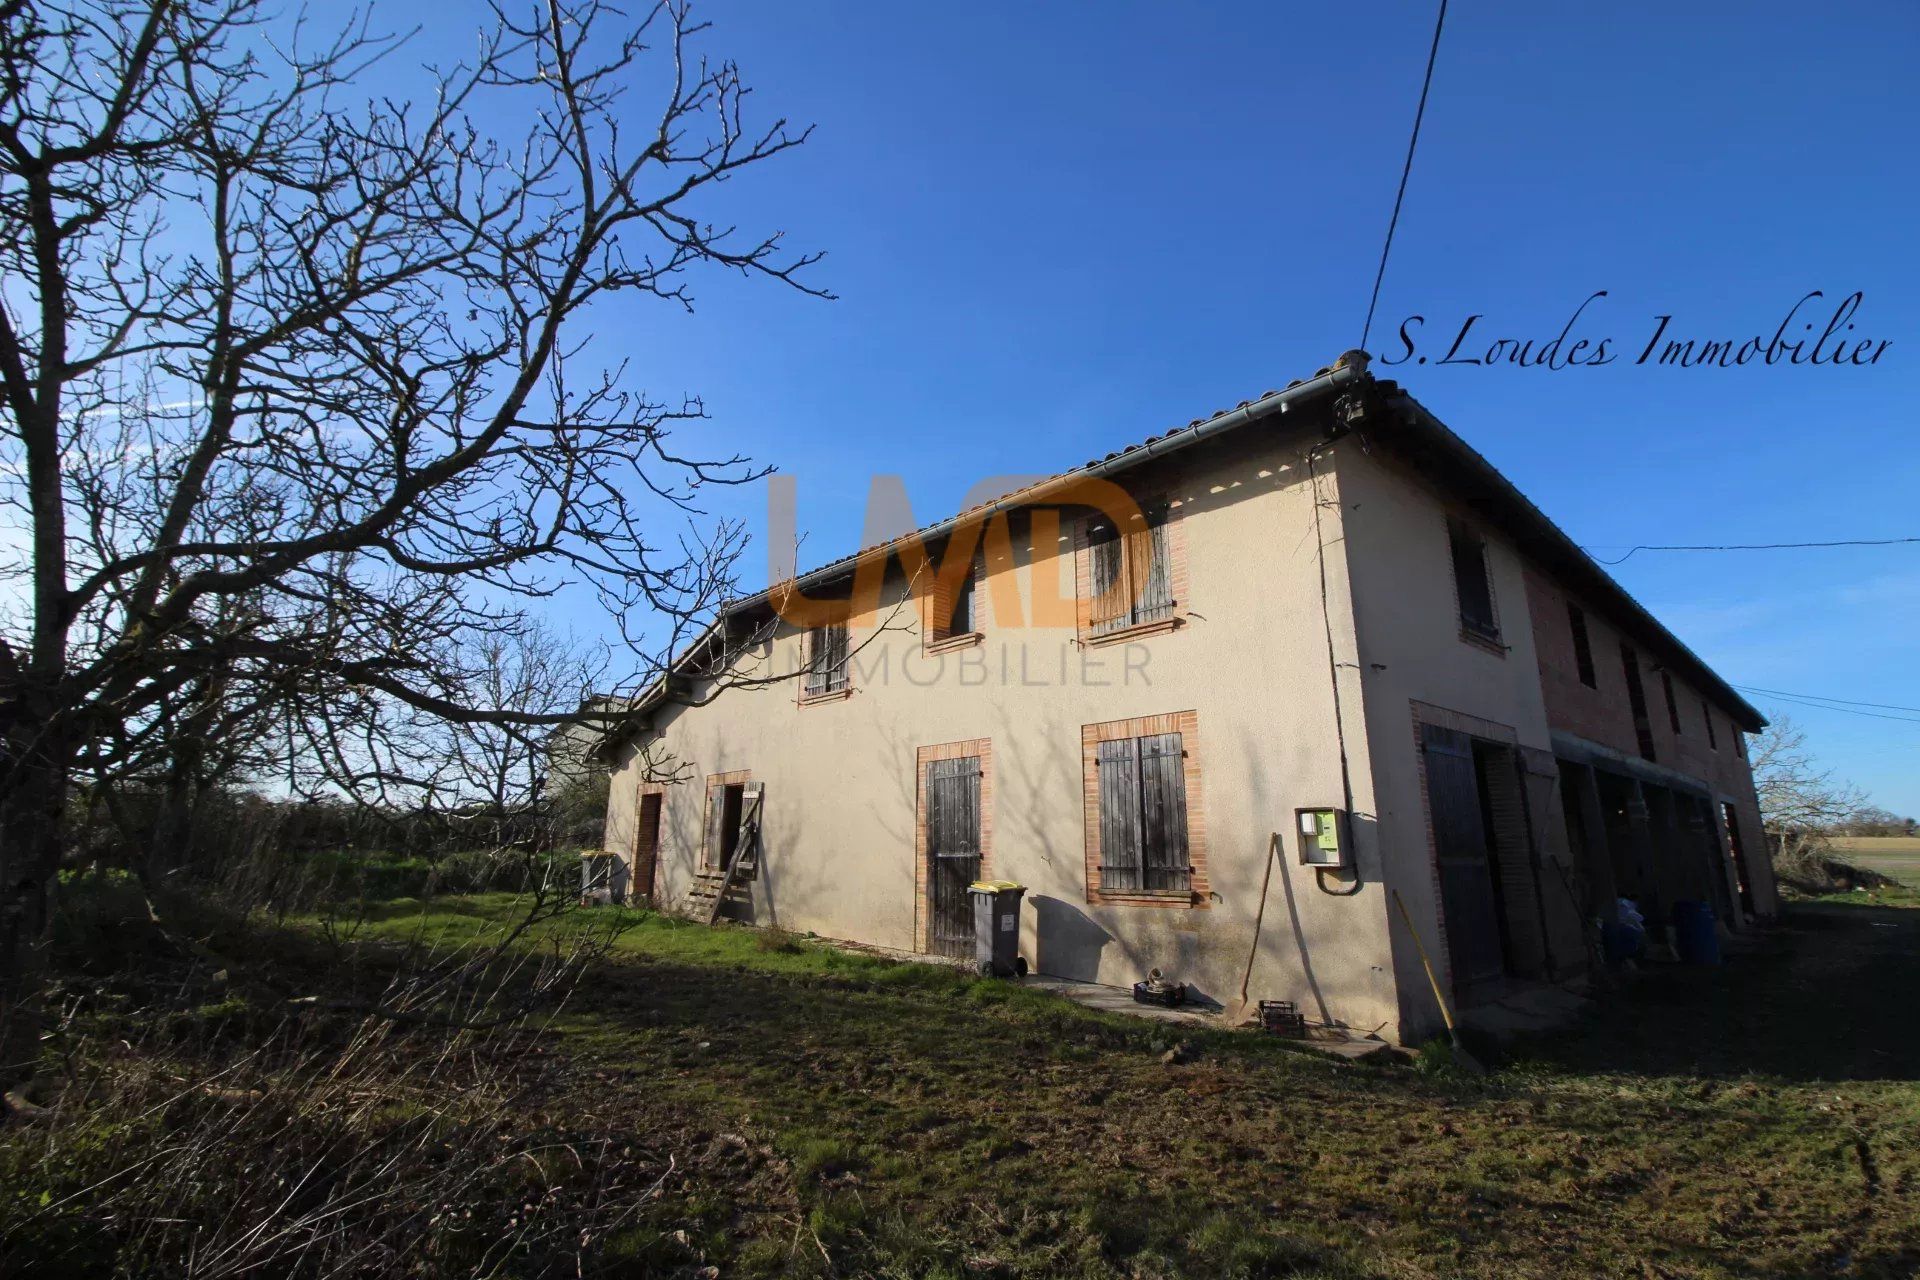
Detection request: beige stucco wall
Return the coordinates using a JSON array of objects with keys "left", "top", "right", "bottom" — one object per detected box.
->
[
  {"left": 1336, "top": 449, "right": 1568, "bottom": 1043},
  {"left": 605, "top": 429, "right": 1407, "bottom": 1035}
]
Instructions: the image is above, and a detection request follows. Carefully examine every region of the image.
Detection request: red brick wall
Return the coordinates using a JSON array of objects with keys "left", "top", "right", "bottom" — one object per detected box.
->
[{"left": 1522, "top": 568, "right": 1777, "bottom": 914}]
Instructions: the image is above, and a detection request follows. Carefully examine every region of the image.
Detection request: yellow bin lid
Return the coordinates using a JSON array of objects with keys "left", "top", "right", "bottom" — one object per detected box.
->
[{"left": 969, "top": 880, "right": 1024, "bottom": 892}]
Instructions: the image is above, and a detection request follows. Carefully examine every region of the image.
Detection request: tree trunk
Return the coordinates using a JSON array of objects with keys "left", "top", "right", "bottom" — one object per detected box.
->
[{"left": 0, "top": 722, "right": 68, "bottom": 1091}]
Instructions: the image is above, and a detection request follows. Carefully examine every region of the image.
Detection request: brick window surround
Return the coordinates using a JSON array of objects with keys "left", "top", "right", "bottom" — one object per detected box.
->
[
  {"left": 1080, "top": 710, "right": 1209, "bottom": 908},
  {"left": 1072, "top": 496, "right": 1189, "bottom": 647},
  {"left": 913, "top": 738, "right": 995, "bottom": 953},
  {"left": 699, "top": 769, "right": 754, "bottom": 871}
]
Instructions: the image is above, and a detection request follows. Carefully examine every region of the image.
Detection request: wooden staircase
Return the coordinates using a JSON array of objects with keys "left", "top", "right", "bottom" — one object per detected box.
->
[{"left": 685, "top": 795, "right": 763, "bottom": 925}]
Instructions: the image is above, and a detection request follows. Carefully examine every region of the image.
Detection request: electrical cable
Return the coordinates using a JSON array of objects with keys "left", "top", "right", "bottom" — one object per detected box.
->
[
  {"left": 1737, "top": 690, "right": 1920, "bottom": 726},
  {"left": 1733, "top": 685, "right": 1920, "bottom": 716},
  {"left": 1359, "top": 0, "right": 1449, "bottom": 354},
  {"left": 1306, "top": 442, "right": 1363, "bottom": 897},
  {"left": 1584, "top": 536, "right": 1920, "bottom": 566}
]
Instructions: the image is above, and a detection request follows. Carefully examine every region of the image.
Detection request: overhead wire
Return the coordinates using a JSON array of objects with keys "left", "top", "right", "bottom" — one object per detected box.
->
[
  {"left": 1358, "top": 0, "right": 1449, "bottom": 354},
  {"left": 1584, "top": 536, "right": 1920, "bottom": 566}
]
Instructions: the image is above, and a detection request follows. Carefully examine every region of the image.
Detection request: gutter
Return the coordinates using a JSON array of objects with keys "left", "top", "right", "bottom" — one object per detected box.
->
[{"left": 722, "top": 353, "right": 1367, "bottom": 618}]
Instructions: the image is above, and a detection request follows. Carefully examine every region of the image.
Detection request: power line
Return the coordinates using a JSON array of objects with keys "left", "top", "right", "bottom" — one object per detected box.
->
[
  {"left": 1359, "top": 0, "right": 1449, "bottom": 355},
  {"left": 1735, "top": 685, "right": 1920, "bottom": 717},
  {"left": 1585, "top": 536, "right": 1920, "bottom": 566},
  {"left": 1739, "top": 689, "right": 1920, "bottom": 726}
]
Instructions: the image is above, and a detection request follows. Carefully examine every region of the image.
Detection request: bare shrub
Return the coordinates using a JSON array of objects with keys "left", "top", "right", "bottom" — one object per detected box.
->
[{"left": 5, "top": 896, "right": 664, "bottom": 1277}]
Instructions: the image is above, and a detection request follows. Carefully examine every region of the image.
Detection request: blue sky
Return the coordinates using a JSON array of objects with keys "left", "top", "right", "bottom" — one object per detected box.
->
[{"left": 505, "top": 2, "right": 1918, "bottom": 810}]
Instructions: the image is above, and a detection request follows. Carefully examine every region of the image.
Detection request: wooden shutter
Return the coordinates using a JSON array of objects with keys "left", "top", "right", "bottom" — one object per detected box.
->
[
  {"left": 1519, "top": 760, "right": 1588, "bottom": 979},
  {"left": 1087, "top": 523, "right": 1128, "bottom": 636},
  {"left": 809, "top": 625, "right": 848, "bottom": 693},
  {"left": 927, "top": 576, "right": 953, "bottom": 643},
  {"left": 1096, "top": 737, "right": 1142, "bottom": 890},
  {"left": 827, "top": 624, "right": 849, "bottom": 690},
  {"left": 735, "top": 783, "right": 765, "bottom": 881},
  {"left": 1137, "top": 731, "right": 1189, "bottom": 892},
  {"left": 927, "top": 759, "right": 981, "bottom": 857},
  {"left": 1479, "top": 745, "right": 1549, "bottom": 977},
  {"left": 1421, "top": 725, "right": 1505, "bottom": 987},
  {"left": 1448, "top": 519, "right": 1497, "bottom": 638},
  {"left": 1134, "top": 507, "right": 1173, "bottom": 624},
  {"left": 804, "top": 629, "right": 825, "bottom": 695},
  {"left": 702, "top": 781, "right": 726, "bottom": 869}
]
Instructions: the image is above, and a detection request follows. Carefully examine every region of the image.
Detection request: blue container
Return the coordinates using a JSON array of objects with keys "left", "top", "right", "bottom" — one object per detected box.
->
[{"left": 1670, "top": 900, "right": 1721, "bottom": 965}]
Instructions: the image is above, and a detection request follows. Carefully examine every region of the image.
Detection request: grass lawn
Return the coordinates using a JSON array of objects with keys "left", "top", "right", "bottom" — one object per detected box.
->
[{"left": 296, "top": 892, "right": 1920, "bottom": 1279}]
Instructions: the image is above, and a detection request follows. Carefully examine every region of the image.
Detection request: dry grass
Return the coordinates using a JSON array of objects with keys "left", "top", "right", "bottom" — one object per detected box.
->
[
  {"left": 1830, "top": 836, "right": 1920, "bottom": 888},
  {"left": 7, "top": 885, "right": 1920, "bottom": 1278}
]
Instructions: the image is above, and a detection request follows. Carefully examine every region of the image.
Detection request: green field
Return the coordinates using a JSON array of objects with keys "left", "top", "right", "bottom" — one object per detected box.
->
[{"left": 1832, "top": 836, "right": 1920, "bottom": 887}]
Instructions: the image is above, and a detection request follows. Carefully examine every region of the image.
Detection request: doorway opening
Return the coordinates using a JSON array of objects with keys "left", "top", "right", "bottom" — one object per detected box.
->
[{"left": 633, "top": 791, "right": 663, "bottom": 906}]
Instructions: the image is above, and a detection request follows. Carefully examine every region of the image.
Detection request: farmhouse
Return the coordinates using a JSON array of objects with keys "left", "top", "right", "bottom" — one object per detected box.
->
[{"left": 600, "top": 351, "right": 1775, "bottom": 1043}]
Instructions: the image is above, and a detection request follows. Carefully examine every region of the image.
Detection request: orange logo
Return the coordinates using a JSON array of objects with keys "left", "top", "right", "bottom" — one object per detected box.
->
[{"left": 766, "top": 475, "right": 1151, "bottom": 630}]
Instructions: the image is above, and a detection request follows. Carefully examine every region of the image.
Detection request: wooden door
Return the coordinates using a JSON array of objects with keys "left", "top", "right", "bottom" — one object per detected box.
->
[
  {"left": 925, "top": 756, "right": 982, "bottom": 957},
  {"left": 633, "top": 791, "right": 663, "bottom": 906},
  {"left": 1421, "top": 725, "right": 1507, "bottom": 992}
]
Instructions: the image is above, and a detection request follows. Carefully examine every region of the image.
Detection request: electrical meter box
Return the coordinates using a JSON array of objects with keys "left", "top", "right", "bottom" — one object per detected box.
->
[{"left": 1294, "top": 807, "right": 1350, "bottom": 869}]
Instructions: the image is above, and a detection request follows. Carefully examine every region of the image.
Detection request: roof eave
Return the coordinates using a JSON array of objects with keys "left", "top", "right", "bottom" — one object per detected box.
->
[{"left": 1375, "top": 386, "right": 1767, "bottom": 733}]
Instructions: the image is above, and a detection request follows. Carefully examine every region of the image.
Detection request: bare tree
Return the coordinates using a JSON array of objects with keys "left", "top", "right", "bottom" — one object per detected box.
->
[
  {"left": 0, "top": 0, "right": 826, "bottom": 1078},
  {"left": 1749, "top": 717, "right": 1869, "bottom": 888},
  {"left": 437, "top": 621, "right": 598, "bottom": 853}
]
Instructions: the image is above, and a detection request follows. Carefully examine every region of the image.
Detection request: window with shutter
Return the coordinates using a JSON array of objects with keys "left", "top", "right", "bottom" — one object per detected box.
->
[
  {"left": 1448, "top": 517, "right": 1499, "bottom": 643},
  {"left": 1081, "top": 711, "right": 1207, "bottom": 907},
  {"left": 1567, "top": 602, "right": 1596, "bottom": 687},
  {"left": 950, "top": 561, "right": 975, "bottom": 636},
  {"left": 1621, "top": 642, "right": 1657, "bottom": 761},
  {"left": 1082, "top": 500, "right": 1178, "bottom": 640},
  {"left": 1095, "top": 731, "right": 1190, "bottom": 895},
  {"left": 1661, "top": 671, "right": 1682, "bottom": 735},
  {"left": 926, "top": 553, "right": 981, "bottom": 649},
  {"left": 804, "top": 623, "right": 850, "bottom": 697}
]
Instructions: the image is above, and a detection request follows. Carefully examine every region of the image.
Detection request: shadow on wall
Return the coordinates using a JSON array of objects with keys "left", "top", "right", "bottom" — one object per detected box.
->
[{"left": 1030, "top": 895, "right": 1111, "bottom": 980}]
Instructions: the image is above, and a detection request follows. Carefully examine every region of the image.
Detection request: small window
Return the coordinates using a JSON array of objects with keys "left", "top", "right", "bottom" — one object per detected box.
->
[
  {"left": 1702, "top": 699, "right": 1718, "bottom": 750},
  {"left": 1621, "top": 643, "right": 1656, "bottom": 761},
  {"left": 1448, "top": 518, "right": 1499, "bottom": 642},
  {"left": 805, "top": 623, "right": 849, "bottom": 696},
  {"left": 1661, "top": 671, "right": 1682, "bottom": 734},
  {"left": 1085, "top": 501, "right": 1175, "bottom": 637},
  {"left": 1567, "top": 603, "right": 1596, "bottom": 687},
  {"left": 927, "top": 554, "right": 980, "bottom": 647},
  {"left": 1094, "top": 731, "right": 1190, "bottom": 894}
]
